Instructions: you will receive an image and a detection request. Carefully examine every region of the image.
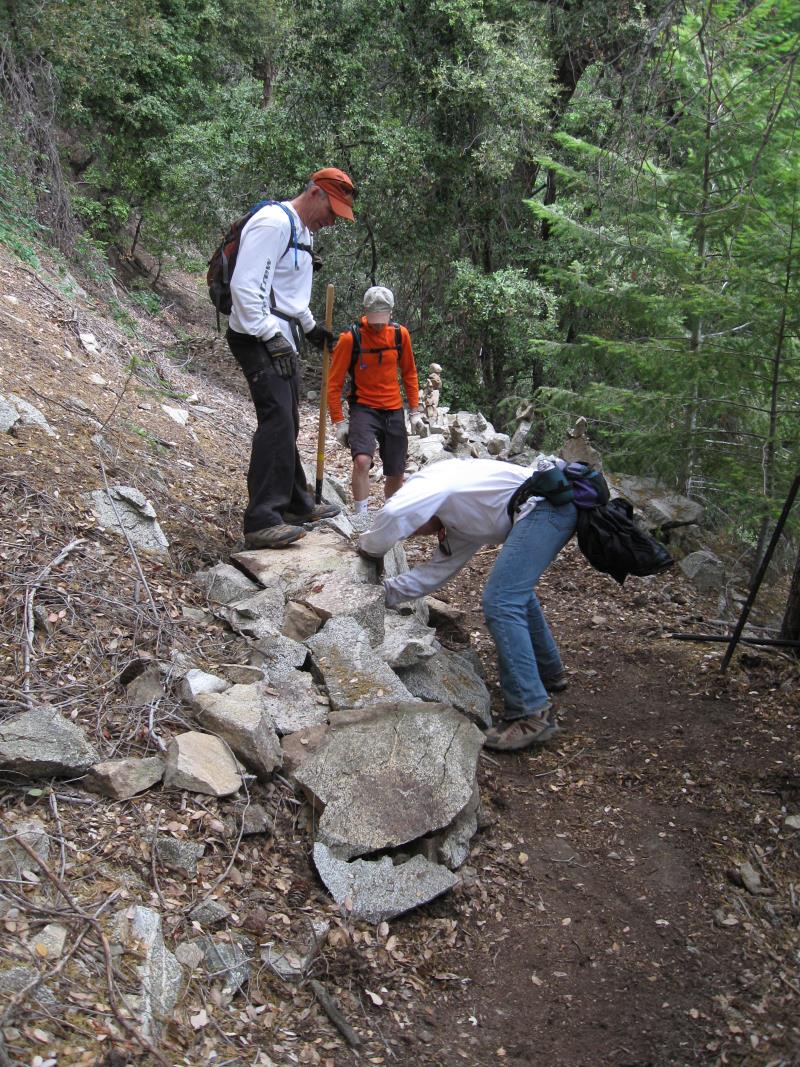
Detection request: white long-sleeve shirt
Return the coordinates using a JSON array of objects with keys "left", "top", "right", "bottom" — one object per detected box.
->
[
  {"left": 228, "top": 201, "right": 316, "bottom": 349},
  {"left": 358, "top": 456, "right": 559, "bottom": 607}
]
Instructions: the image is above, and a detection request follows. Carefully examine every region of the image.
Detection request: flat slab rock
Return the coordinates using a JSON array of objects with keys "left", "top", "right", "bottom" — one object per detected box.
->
[
  {"left": 0, "top": 706, "right": 99, "bottom": 777},
  {"left": 301, "top": 572, "right": 386, "bottom": 646},
  {"left": 295, "top": 701, "right": 484, "bottom": 860},
  {"left": 313, "top": 842, "right": 458, "bottom": 923},
  {"left": 232, "top": 526, "right": 367, "bottom": 598},
  {"left": 259, "top": 672, "right": 329, "bottom": 735},
  {"left": 306, "top": 616, "right": 415, "bottom": 710}
]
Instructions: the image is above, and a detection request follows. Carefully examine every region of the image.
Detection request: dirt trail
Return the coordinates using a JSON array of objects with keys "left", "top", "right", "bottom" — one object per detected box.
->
[{"left": 376, "top": 547, "right": 800, "bottom": 1067}]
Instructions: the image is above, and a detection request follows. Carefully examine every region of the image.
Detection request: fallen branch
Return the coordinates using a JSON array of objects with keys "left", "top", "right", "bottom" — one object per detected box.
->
[
  {"left": 309, "top": 979, "right": 361, "bottom": 1048},
  {"left": 20, "top": 538, "right": 86, "bottom": 704}
]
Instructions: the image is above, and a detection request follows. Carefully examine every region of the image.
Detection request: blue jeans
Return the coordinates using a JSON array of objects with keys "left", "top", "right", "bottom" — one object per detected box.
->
[{"left": 482, "top": 501, "right": 577, "bottom": 721}]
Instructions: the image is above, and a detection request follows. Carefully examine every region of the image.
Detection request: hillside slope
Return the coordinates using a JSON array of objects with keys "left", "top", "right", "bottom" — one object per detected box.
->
[{"left": 0, "top": 245, "right": 798, "bottom": 1067}]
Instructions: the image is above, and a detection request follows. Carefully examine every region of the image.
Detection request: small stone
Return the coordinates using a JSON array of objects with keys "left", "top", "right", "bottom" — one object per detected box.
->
[
  {"left": 154, "top": 837, "right": 206, "bottom": 876},
  {"left": 179, "top": 669, "right": 230, "bottom": 702},
  {"left": 189, "top": 899, "right": 231, "bottom": 926},
  {"left": 175, "top": 942, "right": 205, "bottom": 969},
  {"left": 30, "top": 923, "right": 68, "bottom": 959}
]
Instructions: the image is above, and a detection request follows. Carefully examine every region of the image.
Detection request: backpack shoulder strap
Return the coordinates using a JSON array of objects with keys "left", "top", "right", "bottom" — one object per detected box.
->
[
  {"left": 347, "top": 324, "right": 362, "bottom": 404},
  {"left": 270, "top": 201, "right": 299, "bottom": 266},
  {"left": 348, "top": 324, "right": 361, "bottom": 373}
]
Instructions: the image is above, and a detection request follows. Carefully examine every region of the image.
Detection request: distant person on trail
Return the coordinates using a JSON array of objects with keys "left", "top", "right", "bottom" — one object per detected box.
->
[
  {"left": 326, "top": 286, "right": 422, "bottom": 531},
  {"left": 357, "top": 457, "right": 575, "bottom": 752},
  {"left": 226, "top": 167, "right": 356, "bottom": 549}
]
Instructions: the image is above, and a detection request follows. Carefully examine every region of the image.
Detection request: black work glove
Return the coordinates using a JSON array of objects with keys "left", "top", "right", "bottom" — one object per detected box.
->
[
  {"left": 304, "top": 322, "right": 335, "bottom": 350},
  {"left": 264, "top": 333, "right": 296, "bottom": 379}
]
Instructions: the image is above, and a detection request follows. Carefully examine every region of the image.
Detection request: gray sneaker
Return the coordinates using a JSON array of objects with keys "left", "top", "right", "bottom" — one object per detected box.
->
[{"left": 349, "top": 510, "right": 372, "bottom": 533}]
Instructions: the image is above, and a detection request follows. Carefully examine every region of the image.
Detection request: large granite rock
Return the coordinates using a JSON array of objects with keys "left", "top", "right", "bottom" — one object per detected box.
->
[
  {"left": 396, "top": 649, "right": 491, "bottom": 728},
  {"left": 379, "top": 613, "right": 440, "bottom": 668},
  {"left": 679, "top": 549, "right": 725, "bottom": 594},
  {"left": 257, "top": 672, "right": 328, "bottom": 735},
  {"left": 313, "top": 843, "right": 458, "bottom": 923},
  {"left": 192, "top": 685, "right": 282, "bottom": 778},
  {"left": 280, "top": 725, "right": 330, "bottom": 779},
  {"left": 2, "top": 394, "right": 55, "bottom": 436},
  {"left": 249, "top": 633, "right": 309, "bottom": 677},
  {"left": 306, "top": 617, "right": 415, "bottom": 711},
  {"left": 218, "top": 585, "right": 286, "bottom": 639},
  {"left": 608, "top": 474, "right": 704, "bottom": 530},
  {"left": 195, "top": 563, "right": 260, "bottom": 606},
  {"left": 0, "top": 706, "right": 99, "bottom": 777},
  {"left": 295, "top": 702, "right": 483, "bottom": 860},
  {"left": 301, "top": 572, "right": 386, "bottom": 646},
  {"left": 232, "top": 526, "right": 366, "bottom": 598}
]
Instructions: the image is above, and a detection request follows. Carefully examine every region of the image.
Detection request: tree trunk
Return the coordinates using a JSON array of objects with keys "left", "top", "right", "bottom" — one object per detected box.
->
[{"left": 780, "top": 545, "right": 800, "bottom": 656}]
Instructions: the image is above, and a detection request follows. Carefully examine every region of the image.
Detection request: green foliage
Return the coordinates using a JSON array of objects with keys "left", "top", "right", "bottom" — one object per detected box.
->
[
  {"left": 4, "top": 0, "right": 797, "bottom": 547},
  {"left": 527, "top": 0, "right": 800, "bottom": 533}
]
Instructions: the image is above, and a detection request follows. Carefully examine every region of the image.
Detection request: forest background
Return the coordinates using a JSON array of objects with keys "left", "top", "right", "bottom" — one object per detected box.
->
[{"left": 1, "top": 0, "right": 798, "bottom": 568}]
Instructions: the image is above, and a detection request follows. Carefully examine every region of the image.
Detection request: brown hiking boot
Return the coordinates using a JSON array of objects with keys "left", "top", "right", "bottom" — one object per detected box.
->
[
  {"left": 244, "top": 524, "right": 306, "bottom": 549},
  {"left": 282, "top": 503, "right": 341, "bottom": 524}
]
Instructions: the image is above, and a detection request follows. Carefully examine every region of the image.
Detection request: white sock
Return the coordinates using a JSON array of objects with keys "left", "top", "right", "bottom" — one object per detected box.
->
[{"left": 353, "top": 498, "right": 368, "bottom": 514}]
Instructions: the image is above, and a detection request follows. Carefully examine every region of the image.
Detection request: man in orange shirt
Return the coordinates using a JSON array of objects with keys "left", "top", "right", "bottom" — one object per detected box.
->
[{"left": 327, "top": 287, "right": 422, "bottom": 527}]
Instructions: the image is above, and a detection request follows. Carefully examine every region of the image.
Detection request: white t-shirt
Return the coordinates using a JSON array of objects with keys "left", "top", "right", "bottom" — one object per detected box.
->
[
  {"left": 358, "top": 456, "right": 560, "bottom": 606},
  {"left": 228, "top": 201, "right": 316, "bottom": 349}
]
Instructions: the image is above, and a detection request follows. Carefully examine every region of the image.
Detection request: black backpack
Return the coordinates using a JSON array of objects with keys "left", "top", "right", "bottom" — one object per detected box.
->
[
  {"left": 507, "top": 462, "right": 674, "bottom": 585},
  {"left": 576, "top": 498, "right": 674, "bottom": 585},
  {"left": 206, "top": 200, "right": 316, "bottom": 324},
  {"left": 347, "top": 321, "right": 403, "bottom": 404}
]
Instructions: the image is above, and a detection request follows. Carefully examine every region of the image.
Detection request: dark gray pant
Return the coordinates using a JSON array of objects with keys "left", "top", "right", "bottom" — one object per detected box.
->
[{"left": 227, "top": 328, "right": 314, "bottom": 533}]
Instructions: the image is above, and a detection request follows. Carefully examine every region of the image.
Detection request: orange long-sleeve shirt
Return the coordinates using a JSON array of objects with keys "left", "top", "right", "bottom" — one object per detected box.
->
[{"left": 327, "top": 316, "right": 419, "bottom": 424}]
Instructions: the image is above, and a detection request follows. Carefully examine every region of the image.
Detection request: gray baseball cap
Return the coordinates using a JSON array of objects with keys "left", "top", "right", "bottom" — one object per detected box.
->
[{"left": 363, "top": 286, "right": 394, "bottom": 313}]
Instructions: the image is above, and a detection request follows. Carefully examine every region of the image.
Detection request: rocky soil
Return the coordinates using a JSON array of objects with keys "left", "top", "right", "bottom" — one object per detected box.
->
[{"left": 0, "top": 244, "right": 798, "bottom": 1067}]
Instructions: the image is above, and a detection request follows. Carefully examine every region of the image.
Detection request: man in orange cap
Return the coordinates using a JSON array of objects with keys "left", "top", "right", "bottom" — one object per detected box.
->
[{"left": 226, "top": 168, "right": 356, "bottom": 548}]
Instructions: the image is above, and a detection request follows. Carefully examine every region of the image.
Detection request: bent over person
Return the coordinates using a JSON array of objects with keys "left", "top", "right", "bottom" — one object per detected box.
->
[
  {"left": 226, "top": 167, "right": 355, "bottom": 549},
  {"left": 357, "top": 457, "right": 576, "bottom": 751},
  {"left": 327, "top": 286, "right": 422, "bottom": 529}
]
